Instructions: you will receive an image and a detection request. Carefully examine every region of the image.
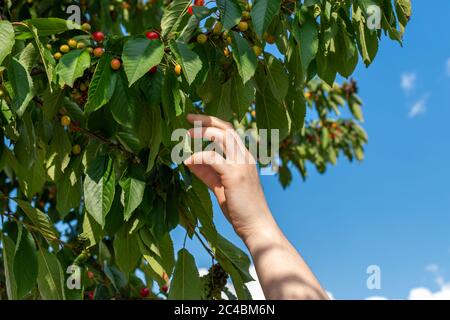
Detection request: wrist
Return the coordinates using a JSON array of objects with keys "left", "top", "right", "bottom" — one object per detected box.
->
[{"left": 240, "top": 214, "right": 283, "bottom": 250}]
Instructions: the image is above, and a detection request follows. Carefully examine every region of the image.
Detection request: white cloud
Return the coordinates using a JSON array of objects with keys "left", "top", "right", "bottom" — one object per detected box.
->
[
  {"left": 408, "top": 94, "right": 429, "bottom": 118},
  {"left": 446, "top": 58, "right": 450, "bottom": 77},
  {"left": 408, "top": 285, "right": 450, "bottom": 300},
  {"left": 401, "top": 72, "right": 417, "bottom": 94},
  {"left": 365, "top": 295, "right": 388, "bottom": 300}
]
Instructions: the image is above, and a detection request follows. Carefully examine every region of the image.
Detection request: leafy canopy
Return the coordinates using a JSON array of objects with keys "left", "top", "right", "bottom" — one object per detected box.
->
[{"left": 0, "top": 0, "right": 410, "bottom": 300}]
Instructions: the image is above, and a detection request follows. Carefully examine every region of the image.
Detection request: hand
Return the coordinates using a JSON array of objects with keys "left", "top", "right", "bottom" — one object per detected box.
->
[
  {"left": 183, "top": 114, "right": 276, "bottom": 242},
  {"left": 184, "top": 114, "right": 328, "bottom": 300}
]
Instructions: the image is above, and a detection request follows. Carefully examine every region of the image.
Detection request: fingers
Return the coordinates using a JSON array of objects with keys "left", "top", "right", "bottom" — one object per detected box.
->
[
  {"left": 183, "top": 151, "right": 227, "bottom": 175},
  {"left": 187, "top": 127, "right": 239, "bottom": 161},
  {"left": 184, "top": 163, "right": 229, "bottom": 216},
  {"left": 187, "top": 114, "right": 234, "bottom": 131}
]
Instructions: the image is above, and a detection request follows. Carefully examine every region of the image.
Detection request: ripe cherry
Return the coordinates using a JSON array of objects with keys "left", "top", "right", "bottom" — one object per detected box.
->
[
  {"left": 149, "top": 66, "right": 158, "bottom": 74},
  {"left": 88, "top": 291, "right": 94, "bottom": 300},
  {"left": 87, "top": 271, "right": 94, "bottom": 279},
  {"left": 61, "top": 115, "right": 71, "bottom": 126},
  {"left": 146, "top": 31, "right": 159, "bottom": 40},
  {"left": 92, "top": 31, "right": 105, "bottom": 42},
  {"left": 187, "top": 6, "right": 194, "bottom": 15},
  {"left": 110, "top": 58, "right": 121, "bottom": 70},
  {"left": 140, "top": 287, "right": 150, "bottom": 298},
  {"left": 194, "top": 0, "right": 204, "bottom": 5},
  {"left": 93, "top": 47, "right": 104, "bottom": 58},
  {"left": 161, "top": 285, "right": 168, "bottom": 293}
]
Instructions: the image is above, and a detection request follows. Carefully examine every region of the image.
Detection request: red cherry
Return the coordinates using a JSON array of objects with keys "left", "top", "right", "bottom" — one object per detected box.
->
[
  {"left": 194, "top": 0, "right": 204, "bottom": 5},
  {"left": 87, "top": 271, "right": 94, "bottom": 279},
  {"left": 140, "top": 287, "right": 150, "bottom": 298},
  {"left": 146, "top": 31, "right": 159, "bottom": 40},
  {"left": 161, "top": 285, "right": 168, "bottom": 293},
  {"left": 88, "top": 291, "right": 94, "bottom": 300},
  {"left": 92, "top": 31, "right": 105, "bottom": 42},
  {"left": 187, "top": 6, "right": 194, "bottom": 15},
  {"left": 149, "top": 66, "right": 158, "bottom": 73}
]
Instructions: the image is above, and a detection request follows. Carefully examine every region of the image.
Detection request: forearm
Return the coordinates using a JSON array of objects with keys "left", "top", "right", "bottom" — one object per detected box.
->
[{"left": 242, "top": 216, "right": 328, "bottom": 300}]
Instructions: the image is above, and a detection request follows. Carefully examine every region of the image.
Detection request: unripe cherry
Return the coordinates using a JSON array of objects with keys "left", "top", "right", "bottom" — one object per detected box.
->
[
  {"left": 110, "top": 58, "right": 121, "bottom": 70},
  {"left": 61, "top": 115, "right": 71, "bottom": 126},
  {"left": 93, "top": 47, "right": 104, "bottom": 58},
  {"left": 174, "top": 64, "right": 182, "bottom": 76}
]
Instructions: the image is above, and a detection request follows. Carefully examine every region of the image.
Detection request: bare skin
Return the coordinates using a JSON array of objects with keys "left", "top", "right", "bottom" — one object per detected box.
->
[{"left": 184, "top": 114, "right": 328, "bottom": 300}]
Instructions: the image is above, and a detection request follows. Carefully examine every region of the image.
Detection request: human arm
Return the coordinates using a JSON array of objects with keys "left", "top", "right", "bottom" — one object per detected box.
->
[{"left": 183, "top": 114, "right": 328, "bottom": 300}]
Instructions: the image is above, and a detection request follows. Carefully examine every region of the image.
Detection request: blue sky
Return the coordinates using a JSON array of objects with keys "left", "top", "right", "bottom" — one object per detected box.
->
[{"left": 173, "top": 1, "right": 450, "bottom": 299}]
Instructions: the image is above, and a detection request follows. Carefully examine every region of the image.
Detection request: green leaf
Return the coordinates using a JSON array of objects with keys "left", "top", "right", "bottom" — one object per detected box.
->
[
  {"left": 42, "top": 87, "right": 65, "bottom": 119},
  {"left": 109, "top": 72, "right": 140, "bottom": 128},
  {"left": 84, "top": 54, "right": 118, "bottom": 114},
  {"left": 292, "top": 12, "right": 318, "bottom": 75},
  {"left": 119, "top": 173, "right": 145, "bottom": 221},
  {"left": 81, "top": 211, "right": 104, "bottom": 248},
  {"left": 229, "top": 76, "right": 255, "bottom": 121},
  {"left": 46, "top": 124, "right": 72, "bottom": 180},
  {"left": 14, "top": 226, "right": 38, "bottom": 298},
  {"left": 113, "top": 225, "right": 141, "bottom": 276},
  {"left": 251, "top": 0, "right": 282, "bottom": 38},
  {"left": 161, "top": 0, "right": 191, "bottom": 38},
  {"left": 56, "top": 157, "right": 82, "bottom": 217},
  {"left": 217, "top": 0, "right": 242, "bottom": 29},
  {"left": 8, "top": 57, "right": 34, "bottom": 117},
  {"left": 169, "top": 248, "right": 201, "bottom": 300},
  {"left": 231, "top": 32, "right": 257, "bottom": 84},
  {"left": 170, "top": 41, "right": 203, "bottom": 85},
  {"left": 84, "top": 155, "right": 116, "bottom": 227},
  {"left": 265, "top": 53, "right": 288, "bottom": 102},
  {"left": 212, "top": 233, "right": 253, "bottom": 283},
  {"left": 29, "top": 25, "right": 56, "bottom": 89},
  {"left": 139, "top": 229, "right": 175, "bottom": 277},
  {"left": 36, "top": 249, "right": 66, "bottom": 300},
  {"left": 104, "top": 262, "right": 127, "bottom": 291},
  {"left": 26, "top": 18, "right": 80, "bottom": 37},
  {"left": 15, "top": 200, "right": 59, "bottom": 243},
  {"left": 146, "top": 106, "right": 162, "bottom": 173},
  {"left": 255, "top": 66, "right": 290, "bottom": 140},
  {"left": 186, "top": 177, "right": 217, "bottom": 243},
  {"left": 0, "top": 20, "right": 15, "bottom": 66},
  {"left": 55, "top": 49, "right": 91, "bottom": 88},
  {"left": 1, "top": 235, "right": 17, "bottom": 300},
  {"left": 122, "top": 38, "right": 164, "bottom": 86}
]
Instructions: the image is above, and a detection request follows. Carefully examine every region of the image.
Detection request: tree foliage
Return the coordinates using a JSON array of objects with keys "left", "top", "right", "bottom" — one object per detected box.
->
[{"left": 0, "top": 0, "right": 410, "bottom": 300}]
